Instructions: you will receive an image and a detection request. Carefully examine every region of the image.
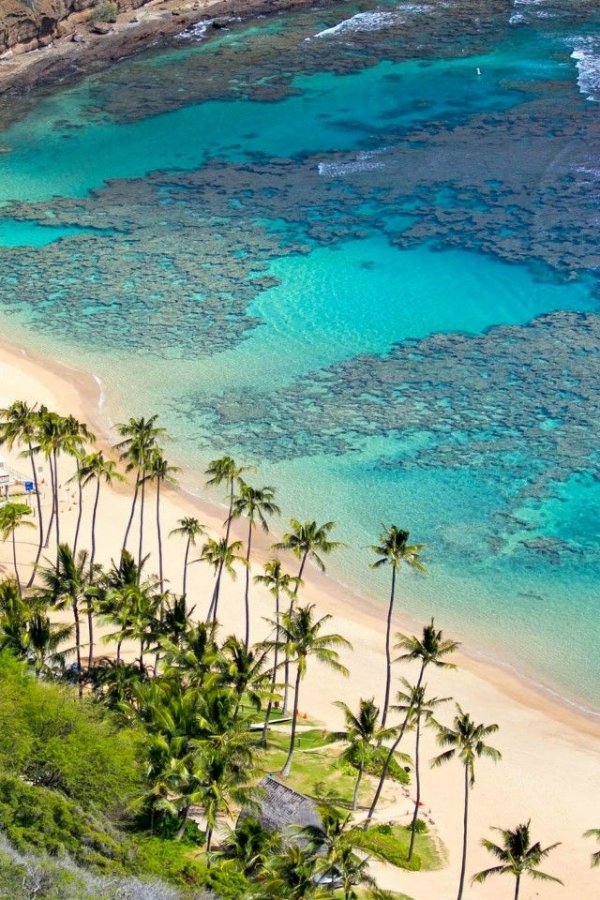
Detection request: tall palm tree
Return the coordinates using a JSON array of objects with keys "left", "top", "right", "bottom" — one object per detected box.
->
[
  {"left": 473, "top": 821, "right": 562, "bottom": 898},
  {"left": 432, "top": 705, "right": 502, "bottom": 900},
  {"left": 584, "top": 828, "right": 600, "bottom": 867},
  {"left": 146, "top": 449, "right": 180, "bottom": 592},
  {"left": 366, "top": 619, "right": 458, "bottom": 825},
  {"left": 115, "top": 415, "right": 166, "bottom": 561},
  {"left": 0, "top": 401, "right": 45, "bottom": 582},
  {"left": 231, "top": 481, "right": 280, "bottom": 648},
  {"left": 169, "top": 517, "right": 205, "bottom": 601},
  {"left": 77, "top": 451, "right": 123, "bottom": 572},
  {"left": 273, "top": 604, "right": 351, "bottom": 777},
  {"left": 35, "top": 409, "right": 69, "bottom": 551},
  {"left": 254, "top": 559, "right": 299, "bottom": 741},
  {"left": 205, "top": 455, "right": 253, "bottom": 544},
  {"left": 217, "top": 635, "right": 271, "bottom": 721},
  {"left": 395, "top": 681, "right": 450, "bottom": 859},
  {"left": 0, "top": 502, "right": 35, "bottom": 594},
  {"left": 370, "top": 526, "right": 426, "bottom": 729},
  {"left": 61, "top": 414, "right": 95, "bottom": 554},
  {"left": 333, "top": 698, "right": 396, "bottom": 811},
  {"left": 200, "top": 537, "right": 245, "bottom": 624}
]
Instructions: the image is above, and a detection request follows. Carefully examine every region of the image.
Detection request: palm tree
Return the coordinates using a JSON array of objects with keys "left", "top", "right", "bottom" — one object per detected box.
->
[
  {"left": 306, "top": 807, "right": 374, "bottom": 898},
  {"left": 254, "top": 559, "right": 299, "bottom": 742},
  {"left": 217, "top": 635, "right": 271, "bottom": 720},
  {"left": 273, "top": 604, "right": 351, "bottom": 777},
  {"left": 0, "top": 578, "right": 29, "bottom": 656},
  {"left": 169, "top": 516, "right": 205, "bottom": 601},
  {"left": 38, "top": 543, "right": 97, "bottom": 696},
  {"left": 200, "top": 537, "right": 245, "bottom": 624},
  {"left": 146, "top": 449, "right": 180, "bottom": 591},
  {"left": 36, "top": 410, "right": 80, "bottom": 554},
  {"left": 161, "top": 620, "right": 219, "bottom": 688},
  {"left": 195, "top": 732, "right": 256, "bottom": 852},
  {"left": 77, "top": 451, "right": 123, "bottom": 571},
  {"left": 205, "top": 455, "right": 253, "bottom": 544},
  {"left": 27, "top": 608, "right": 72, "bottom": 679},
  {"left": 61, "top": 414, "right": 95, "bottom": 553},
  {"left": 396, "top": 681, "right": 450, "bottom": 859},
  {"left": 263, "top": 845, "right": 324, "bottom": 899},
  {"left": 230, "top": 481, "right": 280, "bottom": 648},
  {"left": 115, "top": 415, "right": 166, "bottom": 561},
  {"left": 370, "top": 526, "right": 427, "bottom": 729},
  {"left": 584, "top": 828, "right": 600, "bottom": 867},
  {"left": 366, "top": 619, "right": 458, "bottom": 825},
  {"left": 0, "top": 401, "right": 45, "bottom": 581},
  {"left": 0, "top": 502, "right": 35, "bottom": 594},
  {"left": 473, "top": 821, "right": 562, "bottom": 898},
  {"left": 273, "top": 518, "right": 340, "bottom": 596},
  {"left": 432, "top": 705, "right": 502, "bottom": 900},
  {"left": 333, "top": 698, "right": 395, "bottom": 811}
]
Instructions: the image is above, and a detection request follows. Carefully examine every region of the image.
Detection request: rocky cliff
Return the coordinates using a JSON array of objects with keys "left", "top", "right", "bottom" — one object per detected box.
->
[{"left": 0, "top": 0, "right": 145, "bottom": 54}]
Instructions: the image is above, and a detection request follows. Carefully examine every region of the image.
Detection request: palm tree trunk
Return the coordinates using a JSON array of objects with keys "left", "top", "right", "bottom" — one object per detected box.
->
[
  {"left": 73, "top": 601, "right": 82, "bottom": 699},
  {"left": 137, "top": 470, "right": 146, "bottom": 573},
  {"left": 408, "top": 712, "right": 422, "bottom": 860},
  {"left": 352, "top": 761, "right": 364, "bottom": 811},
  {"left": 116, "top": 638, "right": 122, "bottom": 664},
  {"left": 73, "top": 460, "right": 83, "bottom": 554},
  {"left": 283, "top": 551, "right": 307, "bottom": 713},
  {"left": 381, "top": 565, "right": 396, "bottom": 729},
  {"left": 205, "top": 823, "right": 213, "bottom": 854},
  {"left": 514, "top": 874, "right": 520, "bottom": 900},
  {"left": 12, "top": 531, "right": 21, "bottom": 596},
  {"left": 156, "top": 476, "right": 164, "bottom": 591},
  {"left": 175, "top": 806, "right": 190, "bottom": 841},
  {"left": 182, "top": 536, "right": 190, "bottom": 602},
  {"left": 261, "top": 588, "right": 280, "bottom": 747},
  {"left": 26, "top": 441, "right": 44, "bottom": 588},
  {"left": 53, "top": 450, "right": 61, "bottom": 549},
  {"left": 87, "top": 606, "right": 94, "bottom": 670},
  {"left": 456, "top": 764, "right": 470, "bottom": 900},
  {"left": 281, "top": 666, "right": 301, "bottom": 777},
  {"left": 244, "top": 520, "right": 252, "bottom": 649},
  {"left": 122, "top": 472, "right": 139, "bottom": 551},
  {"left": 365, "top": 662, "right": 425, "bottom": 827},
  {"left": 90, "top": 480, "right": 100, "bottom": 570},
  {"left": 208, "top": 568, "right": 223, "bottom": 623},
  {"left": 139, "top": 638, "right": 145, "bottom": 673},
  {"left": 44, "top": 454, "right": 56, "bottom": 548}
]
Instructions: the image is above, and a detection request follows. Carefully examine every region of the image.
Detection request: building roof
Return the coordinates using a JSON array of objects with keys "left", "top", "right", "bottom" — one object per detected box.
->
[{"left": 242, "top": 775, "right": 324, "bottom": 842}]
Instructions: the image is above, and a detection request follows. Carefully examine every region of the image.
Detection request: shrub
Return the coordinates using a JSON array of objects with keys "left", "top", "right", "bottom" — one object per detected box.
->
[{"left": 90, "top": 1, "right": 118, "bottom": 24}]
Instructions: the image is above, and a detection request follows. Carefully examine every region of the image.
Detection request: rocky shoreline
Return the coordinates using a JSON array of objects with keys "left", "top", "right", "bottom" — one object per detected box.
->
[{"left": 0, "top": 0, "right": 328, "bottom": 130}]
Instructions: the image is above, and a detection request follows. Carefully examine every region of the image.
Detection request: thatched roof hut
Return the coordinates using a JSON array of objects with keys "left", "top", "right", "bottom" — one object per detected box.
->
[{"left": 240, "top": 775, "right": 324, "bottom": 844}]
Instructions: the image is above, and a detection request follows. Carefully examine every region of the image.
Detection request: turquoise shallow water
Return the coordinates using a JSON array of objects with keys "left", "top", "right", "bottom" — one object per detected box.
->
[{"left": 1, "top": 0, "right": 600, "bottom": 710}]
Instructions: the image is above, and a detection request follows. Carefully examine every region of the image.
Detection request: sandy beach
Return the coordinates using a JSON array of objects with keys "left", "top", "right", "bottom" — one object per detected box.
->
[{"left": 0, "top": 337, "right": 599, "bottom": 898}]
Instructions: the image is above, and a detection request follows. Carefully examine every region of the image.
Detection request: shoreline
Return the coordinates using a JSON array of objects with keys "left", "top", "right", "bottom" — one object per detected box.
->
[
  {"left": 3, "top": 333, "right": 600, "bottom": 736},
  {"left": 0, "top": 0, "right": 327, "bottom": 130},
  {"left": 1, "top": 334, "right": 600, "bottom": 897}
]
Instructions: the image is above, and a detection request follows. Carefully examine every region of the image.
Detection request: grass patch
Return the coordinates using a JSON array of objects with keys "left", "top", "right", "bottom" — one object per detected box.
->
[
  {"left": 351, "top": 823, "right": 443, "bottom": 872},
  {"left": 259, "top": 742, "right": 369, "bottom": 808},
  {"left": 267, "top": 728, "right": 337, "bottom": 752}
]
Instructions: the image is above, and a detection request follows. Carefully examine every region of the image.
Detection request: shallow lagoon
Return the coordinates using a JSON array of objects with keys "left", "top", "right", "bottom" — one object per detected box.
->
[{"left": 1, "top": 0, "right": 600, "bottom": 710}]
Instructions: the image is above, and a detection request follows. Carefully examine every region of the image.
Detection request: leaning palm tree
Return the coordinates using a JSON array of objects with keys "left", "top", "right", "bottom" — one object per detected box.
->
[
  {"left": 473, "top": 821, "right": 562, "bottom": 898},
  {"left": 370, "top": 526, "right": 426, "bottom": 728},
  {"left": 115, "top": 415, "right": 166, "bottom": 560},
  {"left": 200, "top": 537, "right": 245, "bottom": 624},
  {"left": 273, "top": 518, "right": 340, "bottom": 598},
  {"left": 169, "top": 517, "right": 205, "bottom": 601},
  {"left": 230, "top": 481, "right": 280, "bottom": 648},
  {"left": 365, "top": 619, "right": 458, "bottom": 825},
  {"left": 432, "top": 705, "right": 502, "bottom": 900},
  {"left": 397, "top": 681, "right": 450, "bottom": 860},
  {"left": 0, "top": 401, "right": 45, "bottom": 581},
  {"left": 0, "top": 502, "right": 35, "bottom": 595},
  {"left": 254, "top": 559, "right": 299, "bottom": 741},
  {"left": 584, "top": 828, "right": 600, "bottom": 867},
  {"left": 77, "top": 451, "right": 123, "bottom": 571},
  {"left": 333, "top": 698, "right": 396, "bottom": 811},
  {"left": 272, "top": 604, "right": 351, "bottom": 777}
]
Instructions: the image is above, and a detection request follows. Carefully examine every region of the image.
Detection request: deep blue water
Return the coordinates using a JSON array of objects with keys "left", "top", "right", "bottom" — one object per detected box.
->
[{"left": 1, "top": 0, "right": 600, "bottom": 709}]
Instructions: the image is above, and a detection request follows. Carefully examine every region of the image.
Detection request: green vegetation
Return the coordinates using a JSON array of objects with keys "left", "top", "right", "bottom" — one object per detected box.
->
[
  {"left": 352, "top": 823, "right": 443, "bottom": 872},
  {"left": 90, "top": 1, "right": 118, "bottom": 24}
]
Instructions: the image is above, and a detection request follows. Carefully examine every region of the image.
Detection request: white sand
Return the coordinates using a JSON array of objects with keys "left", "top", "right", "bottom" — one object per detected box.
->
[{"left": 0, "top": 339, "right": 599, "bottom": 899}]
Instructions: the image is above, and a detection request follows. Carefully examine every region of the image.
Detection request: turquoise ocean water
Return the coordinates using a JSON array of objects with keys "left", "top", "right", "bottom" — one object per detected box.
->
[{"left": 1, "top": 0, "right": 600, "bottom": 710}]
